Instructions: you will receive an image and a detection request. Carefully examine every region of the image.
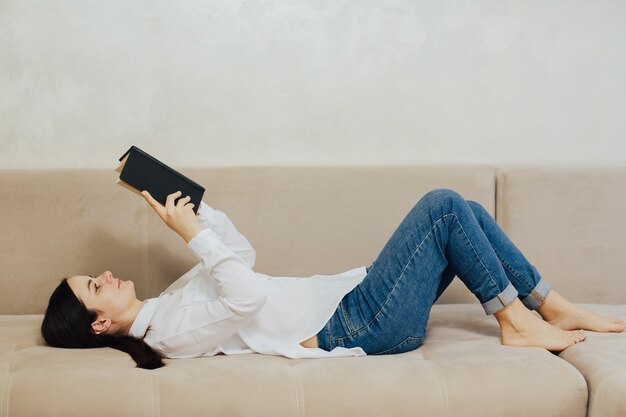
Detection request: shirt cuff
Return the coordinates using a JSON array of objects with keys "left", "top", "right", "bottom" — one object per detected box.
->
[
  {"left": 187, "top": 227, "right": 221, "bottom": 256},
  {"left": 197, "top": 201, "right": 218, "bottom": 226}
]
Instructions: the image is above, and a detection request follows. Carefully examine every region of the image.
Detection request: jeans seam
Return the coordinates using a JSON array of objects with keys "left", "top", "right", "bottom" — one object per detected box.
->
[
  {"left": 451, "top": 213, "right": 505, "bottom": 298},
  {"left": 492, "top": 247, "right": 535, "bottom": 294},
  {"left": 339, "top": 214, "right": 455, "bottom": 339},
  {"left": 374, "top": 336, "right": 423, "bottom": 355},
  {"left": 324, "top": 312, "right": 335, "bottom": 349},
  {"left": 339, "top": 300, "right": 355, "bottom": 337}
]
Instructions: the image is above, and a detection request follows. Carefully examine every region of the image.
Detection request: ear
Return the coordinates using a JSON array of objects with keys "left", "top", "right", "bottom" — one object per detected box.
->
[{"left": 91, "top": 318, "right": 112, "bottom": 335}]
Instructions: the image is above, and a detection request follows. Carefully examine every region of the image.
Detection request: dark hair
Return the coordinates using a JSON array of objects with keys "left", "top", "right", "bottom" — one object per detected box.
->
[{"left": 41, "top": 278, "right": 165, "bottom": 369}]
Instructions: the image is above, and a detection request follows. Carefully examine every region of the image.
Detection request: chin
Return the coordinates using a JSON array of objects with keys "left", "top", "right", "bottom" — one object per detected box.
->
[{"left": 121, "top": 279, "right": 135, "bottom": 293}]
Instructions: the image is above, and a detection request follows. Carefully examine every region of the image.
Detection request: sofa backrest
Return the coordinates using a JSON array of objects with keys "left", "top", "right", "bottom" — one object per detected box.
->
[
  {"left": 0, "top": 166, "right": 496, "bottom": 314},
  {"left": 496, "top": 167, "right": 626, "bottom": 304}
]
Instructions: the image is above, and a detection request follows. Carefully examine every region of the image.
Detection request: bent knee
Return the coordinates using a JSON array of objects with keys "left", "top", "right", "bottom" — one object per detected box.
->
[
  {"left": 466, "top": 199, "right": 486, "bottom": 213},
  {"left": 420, "top": 188, "right": 464, "bottom": 207}
]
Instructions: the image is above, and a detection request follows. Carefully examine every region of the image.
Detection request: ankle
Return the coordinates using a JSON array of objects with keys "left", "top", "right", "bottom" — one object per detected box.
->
[
  {"left": 535, "top": 290, "right": 567, "bottom": 320},
  {"left": 494, "top": 299, "right": 527, "bottom": 331}
]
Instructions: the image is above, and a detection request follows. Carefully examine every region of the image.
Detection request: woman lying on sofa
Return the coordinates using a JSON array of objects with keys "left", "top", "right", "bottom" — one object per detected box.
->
[{"left": 41, "top": 189, "right": 625, "bottom": 369}]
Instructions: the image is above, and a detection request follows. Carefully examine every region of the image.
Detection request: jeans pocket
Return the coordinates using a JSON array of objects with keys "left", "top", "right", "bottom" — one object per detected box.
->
[{"left": 373, "top": 336, "right": 423, "bottom": 355}]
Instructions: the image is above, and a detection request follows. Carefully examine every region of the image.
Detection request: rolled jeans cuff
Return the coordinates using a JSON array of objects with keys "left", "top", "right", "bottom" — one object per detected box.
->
[
  {"left": 482, "top": 282, "right": 518, "bottom": 315},
  {"left": 521, "top": 277, "right": 551, "bottom": 311}
]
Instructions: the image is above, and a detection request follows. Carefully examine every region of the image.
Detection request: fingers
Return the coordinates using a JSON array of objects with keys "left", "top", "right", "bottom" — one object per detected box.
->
[
  {"left": 177, "top": 195, "right": 195, "bottom": 215},
  {"left": 141, "top": 190, "right": 199, "bottom": 240},
  {"left": 169, "top": 192, "right": 194, "bottom": 210},
  {"left": 142, "top": 191, "right": 194, "bottom": 217},
  {"left": 167, "top": 191, "right": 195, "bottom": 215},
  {"left": 141, "top": 190, "right": 157, "bottom": 205},
  {"left": 176, "top": 195, "right": 192, "bottom": 208},
  {"left": 141, "top": 190, "right": 165, "bottom": 218},
  {"left": 165, "top": 191, "right": 181, "bottom": 216}
]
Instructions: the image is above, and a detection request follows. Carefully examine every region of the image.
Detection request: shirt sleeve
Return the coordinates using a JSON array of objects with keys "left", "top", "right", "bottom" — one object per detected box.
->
[
  {"left": 157, "top": 228, "right": 267, "bottom": 357},
  {"left": 196, "top": 201, "right": 257, "bottom": 269}
]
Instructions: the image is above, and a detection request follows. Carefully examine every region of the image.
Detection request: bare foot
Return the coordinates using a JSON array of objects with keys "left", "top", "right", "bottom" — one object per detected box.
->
[
  {"left": 494, "top": 299, "right": 586, "bottom": 353},
  {"left": 536, "top": 290, "right": 626, "bottom": 333}
]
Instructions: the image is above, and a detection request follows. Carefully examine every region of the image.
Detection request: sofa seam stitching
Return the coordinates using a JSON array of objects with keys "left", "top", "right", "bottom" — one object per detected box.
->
[
  {"left": 293, "top": 375, "right": 304, "bottom": 417},
  {"left": 2, "top": 352, "right": 15, "bottom": 417},
  {"left": 153, "top": 373, "right": 160, "bottom": 417},
  {"left": 430, "top": 360, "right": 450, "bottom": 417}
]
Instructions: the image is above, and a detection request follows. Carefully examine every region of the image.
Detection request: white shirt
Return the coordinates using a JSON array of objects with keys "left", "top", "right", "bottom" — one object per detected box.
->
[{"left": 129, "top": 201, "right": 368, "bottom": 359}]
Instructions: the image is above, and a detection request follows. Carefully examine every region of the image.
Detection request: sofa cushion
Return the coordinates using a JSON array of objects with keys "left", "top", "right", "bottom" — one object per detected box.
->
[
  {"left": 558, "top": 304, "right": 626, "bottom": 417},
  {"left": 0, "top": 304, "right": 588, "bottom": 417}
]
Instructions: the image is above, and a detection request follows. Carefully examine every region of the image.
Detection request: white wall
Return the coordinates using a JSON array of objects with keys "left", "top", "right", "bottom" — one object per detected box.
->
[{"left": 1, "top": 0, "right": 625, "bottom": 169}]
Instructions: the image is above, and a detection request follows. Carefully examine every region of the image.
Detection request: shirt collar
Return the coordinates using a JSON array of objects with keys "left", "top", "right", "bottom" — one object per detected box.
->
[{"left": 128, "top": 298, "right": 160, "bottom": 339}]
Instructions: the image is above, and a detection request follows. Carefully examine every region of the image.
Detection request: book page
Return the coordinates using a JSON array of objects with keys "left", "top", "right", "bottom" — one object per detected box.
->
[{"left": 115, "top": 178, "right": 142, "bottom": 197}]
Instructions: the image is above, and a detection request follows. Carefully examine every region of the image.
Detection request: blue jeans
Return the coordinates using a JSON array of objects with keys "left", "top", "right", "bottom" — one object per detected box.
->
[{"left": 316, "top": 189, "right": 551, "bottom": 355}]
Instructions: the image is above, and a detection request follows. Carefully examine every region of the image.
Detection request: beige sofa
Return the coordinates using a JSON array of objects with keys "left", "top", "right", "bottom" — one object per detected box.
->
[{"left": 1, "top": 166, "right": 625, "bottom": 417}]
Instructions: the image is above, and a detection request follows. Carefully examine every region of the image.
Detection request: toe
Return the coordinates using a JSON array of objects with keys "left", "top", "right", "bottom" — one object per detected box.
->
[{"left": 611, "top": 322, "right": 626, "bottom": 332}]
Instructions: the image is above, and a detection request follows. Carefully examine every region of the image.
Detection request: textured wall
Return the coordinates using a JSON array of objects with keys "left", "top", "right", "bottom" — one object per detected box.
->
[{"left": 1, "top": 0, "right": 625, "bottom": 168}]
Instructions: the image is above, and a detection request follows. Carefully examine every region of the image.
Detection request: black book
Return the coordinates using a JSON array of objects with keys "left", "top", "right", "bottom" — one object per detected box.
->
[{"left": 115, "top": 146, "right": 205, "bottom": 214}]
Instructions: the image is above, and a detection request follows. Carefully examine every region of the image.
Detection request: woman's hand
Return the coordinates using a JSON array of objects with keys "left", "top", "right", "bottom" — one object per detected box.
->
[{"left": 141, "top": 190, "right": 204, "bottom": 243}]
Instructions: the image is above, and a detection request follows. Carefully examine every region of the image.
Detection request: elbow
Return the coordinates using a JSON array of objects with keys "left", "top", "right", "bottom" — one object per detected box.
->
[
  {"left": 245, "top": 249, "right": 257, "bottom": 269},
  {"left": 248, "top": 292, "right": 267, "bottom": 312},
  {"left": 225, "top": 293, "right": 267, "bottom": 316}
]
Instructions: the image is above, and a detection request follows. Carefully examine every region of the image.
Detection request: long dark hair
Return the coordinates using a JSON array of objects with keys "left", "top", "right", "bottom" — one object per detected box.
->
[{"left": 41, "top": 278, "right": 165, "bottom": 369}]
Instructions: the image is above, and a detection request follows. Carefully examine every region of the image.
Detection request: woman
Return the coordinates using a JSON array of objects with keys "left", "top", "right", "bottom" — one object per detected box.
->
[{"left": 41, "top": 188, "right": 625, "bottom": 369}]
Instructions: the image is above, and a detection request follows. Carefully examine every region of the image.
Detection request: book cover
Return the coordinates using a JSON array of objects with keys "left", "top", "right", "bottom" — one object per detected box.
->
[{"left": 115, "top": 146, "right": 205, "bottom": 214}]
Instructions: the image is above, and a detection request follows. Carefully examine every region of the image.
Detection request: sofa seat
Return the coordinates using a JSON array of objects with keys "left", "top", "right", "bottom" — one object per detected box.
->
[
  {"left": 557, "top": 304, "right": 626, "bottom": 417},
  {"left": 0, "top": 303, "right": 599, "bottom": 417}
]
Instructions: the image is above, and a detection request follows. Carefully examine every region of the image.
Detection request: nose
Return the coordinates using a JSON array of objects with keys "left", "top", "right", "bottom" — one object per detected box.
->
[{"left": 100, "top": 271, "right": 113, "bottom": 284}]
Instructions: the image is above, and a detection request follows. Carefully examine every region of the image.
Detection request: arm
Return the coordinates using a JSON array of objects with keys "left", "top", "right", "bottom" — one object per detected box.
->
[
  {"left": 196, "top": 201, "right": 257, "bottom": 269},
  {"left": 157, "top": 228, "right": 266, "bottom": 356},
  {"left": 142, "top": 191, "right": 267, "bottom": 354}
]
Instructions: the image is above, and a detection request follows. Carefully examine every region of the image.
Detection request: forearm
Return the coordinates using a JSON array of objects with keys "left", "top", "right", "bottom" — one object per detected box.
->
[
  {"left": 178, "top": 220, "right": 204, "bottom": 243},
  {"left": 196, "top": 201, "right": 257, "bottom": 269},
  {"left": 187, "top": 228, "right": 266, "bottom": 302}
]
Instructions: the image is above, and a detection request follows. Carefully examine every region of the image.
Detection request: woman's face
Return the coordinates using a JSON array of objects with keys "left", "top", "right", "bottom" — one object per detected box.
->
[{"left": 67, "top": 271, "right": 138, "bottom": 335}]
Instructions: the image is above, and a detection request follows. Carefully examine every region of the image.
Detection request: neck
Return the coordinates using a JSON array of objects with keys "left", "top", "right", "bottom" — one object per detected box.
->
[{"left": 117, "top": 299, "right": 147, "bottom": 336}]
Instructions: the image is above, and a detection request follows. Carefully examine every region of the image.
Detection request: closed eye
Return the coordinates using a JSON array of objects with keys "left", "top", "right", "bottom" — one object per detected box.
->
[{"left": 88, "top": 275, "right": 99, "bottom": 293}]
